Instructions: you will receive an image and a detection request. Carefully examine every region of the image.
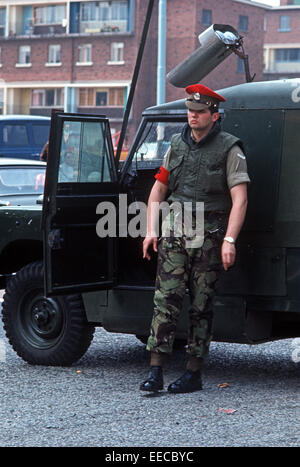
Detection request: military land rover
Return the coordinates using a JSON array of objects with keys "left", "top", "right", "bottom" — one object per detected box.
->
[
  {"left": 1, "top": 21, "right": 300, "bottom": 366},
  {"left": 1, "top": 76, "right": 300, "bottom": 366}
]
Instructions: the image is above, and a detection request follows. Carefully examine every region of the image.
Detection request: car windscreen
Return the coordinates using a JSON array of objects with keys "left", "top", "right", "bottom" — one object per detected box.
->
[
  {"left": 0, "top": 167, "right": 46, "bottom": 195},
  {"left": 131, "top": 120, "right": 186, "bottom": 169}
]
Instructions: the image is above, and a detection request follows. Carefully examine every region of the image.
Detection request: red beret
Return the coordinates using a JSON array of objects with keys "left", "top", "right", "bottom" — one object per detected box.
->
[{"left": 185, "top": 84, "right": 226, "bottom": 102}]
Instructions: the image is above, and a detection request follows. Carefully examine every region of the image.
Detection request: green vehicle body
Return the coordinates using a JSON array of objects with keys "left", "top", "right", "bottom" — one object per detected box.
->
[
  {"left": 0, "top": 205, "right": 43, "bottom": 289},
  {"left": 1, "top": 77, "right": 300, "bottom": 366},
  {"left": 78, "top": 78, "right": 300, "bottom": 345}
]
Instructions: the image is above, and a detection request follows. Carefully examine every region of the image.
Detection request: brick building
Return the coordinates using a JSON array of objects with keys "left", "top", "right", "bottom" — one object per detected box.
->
[
  {"left": 0, "top": 0, "right": 299, "bottom": 144},
  {"left": 263, "top": 0, "right": 300, "bottom": 80}
]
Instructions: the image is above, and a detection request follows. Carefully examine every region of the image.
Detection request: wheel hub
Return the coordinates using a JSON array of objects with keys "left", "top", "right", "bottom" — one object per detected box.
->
[
  {"left": 33, "top": 303, "right": 55, "bottom": 326},
  {"left": 18, "top": 293, "right": 65, "bottom": 346}
]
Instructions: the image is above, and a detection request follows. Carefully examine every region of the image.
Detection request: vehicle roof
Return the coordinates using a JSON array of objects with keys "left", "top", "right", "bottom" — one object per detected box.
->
[
  {"left": 0, "top": 158, "right": 46, "bottom": 166},
  {"left": 143, "top": 78, "right": 300, "bottom": 115},
  {"left": 0, "top": 115, "right": 50, "bottom": 121}
]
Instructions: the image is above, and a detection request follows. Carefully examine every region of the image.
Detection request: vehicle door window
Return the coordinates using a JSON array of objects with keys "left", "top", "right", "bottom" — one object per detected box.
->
[
  {"left": 2, "top": 125, "right": 29, "bottom": 146},
  {"left": 58, "top": 120, "right": 114, "bottom": 183},
  {"left": 132, "top": 121, "right": 185, "bottom": 169}
]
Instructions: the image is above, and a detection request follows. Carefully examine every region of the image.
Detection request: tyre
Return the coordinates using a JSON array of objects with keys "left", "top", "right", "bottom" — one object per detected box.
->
[{"left": 2, "top": 261, "right": 95, "bottom": 366}]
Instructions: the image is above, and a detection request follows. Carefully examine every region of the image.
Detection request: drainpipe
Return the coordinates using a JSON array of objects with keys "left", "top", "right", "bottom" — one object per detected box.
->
[{"left": 157, "top": 0, "right": 166, "bottom": 105}]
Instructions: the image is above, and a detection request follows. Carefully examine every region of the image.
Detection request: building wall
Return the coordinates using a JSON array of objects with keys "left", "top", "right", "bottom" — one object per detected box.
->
[
  {"left": 165, "top": 0, "right": 265, "bottom": 102},
  {"left": 264, "top": 5, "right": 300, "bottom": 79},
  {"left": 1, "top": 0, "right": 300, "bottom": 145}
]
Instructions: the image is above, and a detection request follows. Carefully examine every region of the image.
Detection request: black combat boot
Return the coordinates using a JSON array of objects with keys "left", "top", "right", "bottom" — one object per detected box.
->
[
  {"left": 140, "top": 366, "right": 164, "bottom": 392},
  {"left": 167, "top": 369, "right": 202, "bottom": 394}
]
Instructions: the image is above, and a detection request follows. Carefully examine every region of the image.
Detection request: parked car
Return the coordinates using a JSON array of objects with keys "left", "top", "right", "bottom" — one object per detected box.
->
[
  {"left": 0, "top": 115, "right": 50, "bottom": 161},
  {"left": 0, "top": 158, "right": 46, "bottom": 206}
]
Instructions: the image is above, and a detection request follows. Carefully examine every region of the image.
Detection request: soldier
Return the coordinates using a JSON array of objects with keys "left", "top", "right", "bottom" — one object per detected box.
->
[{"left": 140, "top": 84, "right": 250, "bottom": 393}]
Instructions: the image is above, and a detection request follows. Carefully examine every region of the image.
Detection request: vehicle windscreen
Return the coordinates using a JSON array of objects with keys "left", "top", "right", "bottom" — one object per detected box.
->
[
  {"left": 0, "top": 167, "right": 46, "bottom": 194},
  {"left": 132, "top": 120, "right": 186, "bottom": 169}
]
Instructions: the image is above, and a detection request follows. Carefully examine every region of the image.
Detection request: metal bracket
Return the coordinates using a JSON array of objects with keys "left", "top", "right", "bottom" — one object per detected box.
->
[{"left": 229, "top": 40, "right": 256, "bottom": 83}]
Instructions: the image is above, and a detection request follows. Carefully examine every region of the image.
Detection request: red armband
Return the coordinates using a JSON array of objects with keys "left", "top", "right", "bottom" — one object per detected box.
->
[{"left": 154, "top": 165, "right": 169, "bottom": 186}]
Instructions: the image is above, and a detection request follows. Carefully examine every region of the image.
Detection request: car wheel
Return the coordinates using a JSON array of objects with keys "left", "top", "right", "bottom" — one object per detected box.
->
[{"left": 2, "top": 261, "right": 95, "bottom": 366}]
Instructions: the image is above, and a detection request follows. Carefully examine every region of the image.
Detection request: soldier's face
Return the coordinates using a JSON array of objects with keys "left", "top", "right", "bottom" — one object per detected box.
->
[{"left": 188, "top": 108, "right": 219, "bottom": 132}]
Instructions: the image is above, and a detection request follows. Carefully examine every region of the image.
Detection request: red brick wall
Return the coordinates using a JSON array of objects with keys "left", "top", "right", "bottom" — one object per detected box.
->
[
  {"left": 165, "top": 0, "right": 265, "bottom": 102},
  {"left": 264, "top": 8, "right": 300, "bottom": 43},
  {"left": 0, "top": 0, "right": 272, "bottom": 144}
]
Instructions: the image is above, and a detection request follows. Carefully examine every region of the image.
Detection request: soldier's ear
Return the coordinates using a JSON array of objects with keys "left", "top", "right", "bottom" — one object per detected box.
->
[{"left": 212, "top": 112, "right": 220, "bottom": 122}]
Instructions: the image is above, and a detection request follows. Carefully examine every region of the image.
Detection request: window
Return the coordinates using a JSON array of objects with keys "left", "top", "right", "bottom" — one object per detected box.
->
[
  {"left": 2, "top": 125, "right": 29, "bottom": 146},
  {"left": 238, "top": 15, "right": 248, "bottom": 32},
  {"left": 109, "top": 88, "right": 124, "bottom": 106},
  {"left": 279, "top": 15, "right": 290, "bottom": 31},
  {"left": 202, "top": 9, "right": 212, "bottom": 26},
  {"left": 237, "top": 57, "right": 245, "bottom": 73},
  {"left": 110, "top": 42, "right": 124, "bottom": 62},
  {"left": 133, "top": 121, "right": 185, "bottom": 169},
  {"left": 78, "top": 44, "right": 92, "bottom": 63},
  {"left": 58, "top": 120, "right": 114, "bottom": 183},
  {"left": 96, "top": 91, "right": 107, "bottom": 106},
  {"left": 78, "top": 87, "right": 125, "bottom": 106},
  {"left": 34, "top": 5, "right": 66, "bottom": 25},
  {"left": 0, "top": 7, "right": 5, "bottom": 36},
  {"left": 79, "top": 88, "right": 94, "bottom": 106},
  {"left": 18, "top": 46, "right": 31, "bottom": 64},
  {"left": 31, "top": 88, "right": 64, "bottom": 107},
  {"left": 275, "top": 49, "right": 300, "bottom": 62},
  {"left": 81, "top": 1, "right": 128, "bottom": 21},
  {"left": 80, "top": 1, "right": 129, "bottom": 33},
  {"left": 32, "top": 90, "right": 44, "bottom": 107},
  {"left": 45, "top": 90, "right": 55, "bottom": 106},
  {"left": 48, "top": 44, "right": 61, "bottom": 64}
]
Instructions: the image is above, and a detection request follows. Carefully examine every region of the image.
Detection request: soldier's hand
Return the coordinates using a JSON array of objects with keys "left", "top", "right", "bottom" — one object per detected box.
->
[
  {"left": 143, "top": 236, "right": 158, "bottom": 260},
  {"left": 222, "top": 241, "right": 236, "bottom": 271}
]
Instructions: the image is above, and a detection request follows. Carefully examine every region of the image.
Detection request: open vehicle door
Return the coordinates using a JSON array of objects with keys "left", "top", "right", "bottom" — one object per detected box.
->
[{"left": 43, "top": 112, "right": 119, "bottom": 296}]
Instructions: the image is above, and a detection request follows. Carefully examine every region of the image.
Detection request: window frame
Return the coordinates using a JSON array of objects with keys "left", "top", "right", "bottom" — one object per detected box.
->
[
  {"left": 18, "top": 45, "right": 31, "bottom": 65},
  {"left": 238, "top": 15, "right": 249, "bottom": 33},
  {"left": 202, "top": 9, "right": 212, "bottom": 26},
  {"left": 109, "top": 42, "right": 124, "bottom": 63},
  {"left": 31, "top": 88, "right": 64, "bottom": 108},
  {"left": 33, "top": 4, "right": 66, "bottom": 26},
  {"left": 78, "top": 87, "right": 125, "bottom": 107},
  {"left": 48, "top": 44, "right": 61, "bottom": 64}
]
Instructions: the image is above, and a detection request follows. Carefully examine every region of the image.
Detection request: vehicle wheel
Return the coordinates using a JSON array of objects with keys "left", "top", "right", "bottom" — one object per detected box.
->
[{"left": 2, "top": 261, "right": 95, "bottom": 366}]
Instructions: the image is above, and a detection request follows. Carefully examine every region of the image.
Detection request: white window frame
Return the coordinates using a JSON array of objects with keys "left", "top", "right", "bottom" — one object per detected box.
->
[
  {"left": 279, "top": 15, "right": 291, "bottom": 32},
  {"left": 46, "top": 44, "right": 62, "bottom": 66},
  {"left": 34, "top": 5, "right": 66, "bottom": 26},
  {"left": 16, "top": 45, "right": 31, "bottom": 67},
  {"left": 76, "top": 44, "right": 93, "bottom": 66},
  {"left": 108, "top": 42, "right": 124, "bottom": 65},
  {"left": 80, "top": 1, "right": 128, "bottom": 21}
]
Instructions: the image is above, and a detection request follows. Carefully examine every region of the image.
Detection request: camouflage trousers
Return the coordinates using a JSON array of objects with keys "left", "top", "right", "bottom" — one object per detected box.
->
[{"left": 146, "top": 212, "right": 227, "bottom": 360}]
